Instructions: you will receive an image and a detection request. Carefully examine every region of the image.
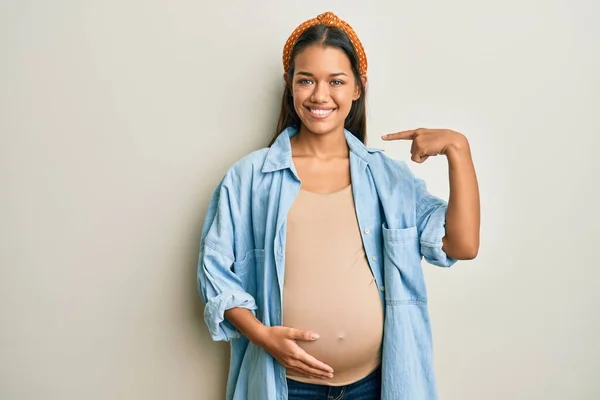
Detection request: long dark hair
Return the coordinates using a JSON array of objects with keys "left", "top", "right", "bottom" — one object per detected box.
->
[{"left": 269, "top": 24, "right": 367, "bottom": 146}]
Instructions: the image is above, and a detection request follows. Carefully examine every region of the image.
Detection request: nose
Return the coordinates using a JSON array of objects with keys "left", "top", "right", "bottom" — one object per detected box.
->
[{"left": 310, "top": 81, "right": 329, "bottom": 103}]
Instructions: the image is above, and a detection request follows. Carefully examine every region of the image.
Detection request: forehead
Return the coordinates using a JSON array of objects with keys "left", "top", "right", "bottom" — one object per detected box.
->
[{"left": 293, "top": 45, "right": 353, "bottom": 74}]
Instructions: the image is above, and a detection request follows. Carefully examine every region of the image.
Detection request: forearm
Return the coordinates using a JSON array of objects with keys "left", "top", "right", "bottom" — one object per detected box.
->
[
  {"left": 224, "top": 307, "right": 269, "bottom": 345},
  {"left": 442, "top": 138, "right": 480, "bottom": 259}
]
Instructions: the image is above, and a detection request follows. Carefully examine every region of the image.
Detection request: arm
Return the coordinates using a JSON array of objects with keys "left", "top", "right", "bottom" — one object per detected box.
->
[
  {"left": 198, "top": 176, "right": 258, "bottom": 342},
  {"left": 223, "top": 307, "right": 268, "bottom": 344},
  {"left": 198, "top": 172, "right": 334, "bottom": 378},
  {"left": 442, "top": 138, "right": 480, "bottom": 259},
  {"left": 383, "top": 128, "right": 480, "bottom": 263}
]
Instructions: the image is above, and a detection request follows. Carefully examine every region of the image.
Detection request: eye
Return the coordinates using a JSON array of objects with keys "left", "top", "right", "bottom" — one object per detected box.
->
[
  {"left": 331, "top": 80, "right": 344, "bottom": 86},
  {"left": 298, "top": 79, "right": 313, "bottom": 85}
]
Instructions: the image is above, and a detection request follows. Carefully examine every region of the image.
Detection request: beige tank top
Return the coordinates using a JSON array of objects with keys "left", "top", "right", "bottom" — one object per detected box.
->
[{"left": 283, "top": 185, "right": 384, "bottom": 386}]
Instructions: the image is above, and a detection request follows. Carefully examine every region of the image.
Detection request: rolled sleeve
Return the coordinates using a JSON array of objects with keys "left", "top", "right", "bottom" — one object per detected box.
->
[
  {"left": 415, "top": 178, "right": 457, "bottom": 268},
  {"left": 197, "top": 175, "right": 258, "bottom": 342},
  {"left": 204, "top": 289, "right": 257, "bottom": 342}
]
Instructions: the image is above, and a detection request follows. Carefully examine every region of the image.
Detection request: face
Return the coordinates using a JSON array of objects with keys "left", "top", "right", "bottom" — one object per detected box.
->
[{"left": 288, "top": 45, "right": 363, "bottom": 136}]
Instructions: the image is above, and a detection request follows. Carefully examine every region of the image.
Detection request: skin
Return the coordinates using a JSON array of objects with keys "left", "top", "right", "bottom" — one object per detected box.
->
[
  {"left": 224, "top": 44, "right": 481, "bottom": 381},
  {"left": 287, "top": 45, "right": 365, "bottom": 193}
]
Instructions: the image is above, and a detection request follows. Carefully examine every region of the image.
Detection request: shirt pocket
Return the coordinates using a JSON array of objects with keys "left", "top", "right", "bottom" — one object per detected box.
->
[
  {"left": 381, "top": 224, "right": 428, "bottom": 304},
  {"left": 232, "top": 249, "right": 263, "bottom": 298}
]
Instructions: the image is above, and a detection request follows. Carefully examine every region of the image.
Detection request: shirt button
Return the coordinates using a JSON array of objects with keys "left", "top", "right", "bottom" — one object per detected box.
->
[
  {"left": 380, "top": 286, "right": 385, "bottom": 292},
  {"left": 372, "top": 256, "right": 377, "bottom": 261},
  {"left": 364, "top": 228, "right": 370, "bottom": 234}
]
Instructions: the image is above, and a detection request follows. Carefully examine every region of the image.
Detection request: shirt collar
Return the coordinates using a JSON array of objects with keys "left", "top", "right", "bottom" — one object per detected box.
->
[{"left": 262, "top": 126, "right": 383, "bottom": 173}]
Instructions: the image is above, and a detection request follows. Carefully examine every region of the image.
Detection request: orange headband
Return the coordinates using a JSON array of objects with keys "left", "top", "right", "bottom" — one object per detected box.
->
[{"left": 282, "top": 11, "right": 368, "bottom": 76}]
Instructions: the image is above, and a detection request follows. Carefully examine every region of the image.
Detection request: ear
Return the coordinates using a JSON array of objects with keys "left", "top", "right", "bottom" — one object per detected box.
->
[{"left": 353, "top": 75, "right": 368, "bottom": 101}]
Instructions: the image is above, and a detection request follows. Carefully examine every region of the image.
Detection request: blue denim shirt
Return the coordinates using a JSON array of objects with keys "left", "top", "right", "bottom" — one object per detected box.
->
[{"left": 197, "top": 126, "right": 457, "bottom": 400}]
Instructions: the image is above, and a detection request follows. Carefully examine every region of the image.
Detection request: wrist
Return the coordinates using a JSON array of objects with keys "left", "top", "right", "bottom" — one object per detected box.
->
[
  {"left": 445, "top": 135, "right": 470, "bottom": 159},
  {"left": 247, "top": 323, "right": 270, "bottom": 347}
]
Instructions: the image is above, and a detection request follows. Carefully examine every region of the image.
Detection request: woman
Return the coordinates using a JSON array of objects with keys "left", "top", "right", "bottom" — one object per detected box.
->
[{"left": 198, "top": 11, "right": 480, "bottom": 400}]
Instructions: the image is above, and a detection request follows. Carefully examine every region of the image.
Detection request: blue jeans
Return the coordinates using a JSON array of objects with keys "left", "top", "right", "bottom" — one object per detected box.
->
[{"left": 286, "top": 367, "right": 381, "bottom": 400}]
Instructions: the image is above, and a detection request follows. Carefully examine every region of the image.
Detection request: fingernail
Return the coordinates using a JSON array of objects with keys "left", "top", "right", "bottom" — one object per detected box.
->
[{"left": 310, "top": 333, "right": 319, "bottom": 340}]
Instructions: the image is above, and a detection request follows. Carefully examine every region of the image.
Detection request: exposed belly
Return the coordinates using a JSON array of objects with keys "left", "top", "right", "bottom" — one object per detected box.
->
[{"left": 283, "top": 278, "right": 384, "bottom": 385}]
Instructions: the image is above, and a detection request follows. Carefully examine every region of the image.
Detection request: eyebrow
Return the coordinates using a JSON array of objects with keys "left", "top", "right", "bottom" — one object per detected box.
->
[{"left": 295, "top": 71, "right": 348, "bottom": 77}]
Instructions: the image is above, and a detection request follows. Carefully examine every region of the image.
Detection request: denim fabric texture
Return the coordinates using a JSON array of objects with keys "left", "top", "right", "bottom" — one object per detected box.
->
[
  {"left": 197, "top": 126, "right": 457, "bottom": 400},
  {"left": 287, "top": 367, "right": 382, "bottom": 400}
]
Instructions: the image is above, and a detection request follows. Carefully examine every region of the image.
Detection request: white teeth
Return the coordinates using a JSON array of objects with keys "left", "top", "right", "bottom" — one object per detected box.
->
[{"left": 310, "top": 108, "right": 333, "bottom": 116}]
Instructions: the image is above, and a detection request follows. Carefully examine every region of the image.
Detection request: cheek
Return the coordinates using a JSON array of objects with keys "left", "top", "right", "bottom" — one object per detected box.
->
[
  {"left": 333, "top": 89, "right": 356, "bottom": 109},
  {"left": 292, "top": 96, "right": 305, "bottom": 114},
  {"left": 292, "top": 87, "right": 309, "bottom": 106}
]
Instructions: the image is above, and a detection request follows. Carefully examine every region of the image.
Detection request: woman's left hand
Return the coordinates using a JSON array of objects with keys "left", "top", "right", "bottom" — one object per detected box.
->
[{"left": 382, "top": 128, "right": 468, "bottom": 163}]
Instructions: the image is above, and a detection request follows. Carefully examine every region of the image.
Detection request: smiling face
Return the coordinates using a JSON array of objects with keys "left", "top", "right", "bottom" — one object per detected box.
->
[{"left": 288, "top": 45, "right": 362, "bottom": 137}]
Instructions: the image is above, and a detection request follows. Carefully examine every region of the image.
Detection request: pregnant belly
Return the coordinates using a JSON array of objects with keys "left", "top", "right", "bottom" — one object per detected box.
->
[{"left": 283, "top": 290, "right": 384, "bottom": 385}]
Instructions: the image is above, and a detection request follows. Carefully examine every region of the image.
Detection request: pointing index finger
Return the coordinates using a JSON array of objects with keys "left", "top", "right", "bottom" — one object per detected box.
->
[{"left": 382, "top": 130, "right": 417, "bottom": 141}]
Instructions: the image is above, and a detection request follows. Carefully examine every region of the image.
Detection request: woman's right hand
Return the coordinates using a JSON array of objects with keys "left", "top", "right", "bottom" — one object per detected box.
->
[{"left": 255, "top": 326, "right": 334, "bottom": 380}]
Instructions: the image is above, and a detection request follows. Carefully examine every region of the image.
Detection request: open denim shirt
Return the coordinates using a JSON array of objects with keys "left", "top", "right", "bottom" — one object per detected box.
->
[{"left": 197, "top": 126, "right": 457, "bottom": 400}]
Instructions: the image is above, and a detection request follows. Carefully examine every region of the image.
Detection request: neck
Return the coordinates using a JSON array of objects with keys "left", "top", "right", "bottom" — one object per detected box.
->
[{"left": 291, "top": 125, "right": 348, "bottom": 158}]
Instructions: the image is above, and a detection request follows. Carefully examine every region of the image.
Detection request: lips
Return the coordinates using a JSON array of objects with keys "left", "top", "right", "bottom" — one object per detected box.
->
[{"left": 306, "top": 107, "right": 335, "bottom": 119}]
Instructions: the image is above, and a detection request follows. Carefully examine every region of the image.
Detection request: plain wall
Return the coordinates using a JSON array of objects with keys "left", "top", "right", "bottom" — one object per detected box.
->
[{"left": 1, "top": 0, "right": 599, "bottom": 399}]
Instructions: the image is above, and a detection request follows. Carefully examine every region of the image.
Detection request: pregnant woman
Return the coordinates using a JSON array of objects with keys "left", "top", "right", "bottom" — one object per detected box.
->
[{"left": 197, "top": 11, "right": 480, "bottom": 400}]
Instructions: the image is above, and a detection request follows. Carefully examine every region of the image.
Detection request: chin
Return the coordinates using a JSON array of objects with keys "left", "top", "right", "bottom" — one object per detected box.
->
[
  {"left": 300, "top": 119, "right": 344, "bottom": 136},
  {"left": 305, "top": 125, "right": 333, "bottom": 135}
]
